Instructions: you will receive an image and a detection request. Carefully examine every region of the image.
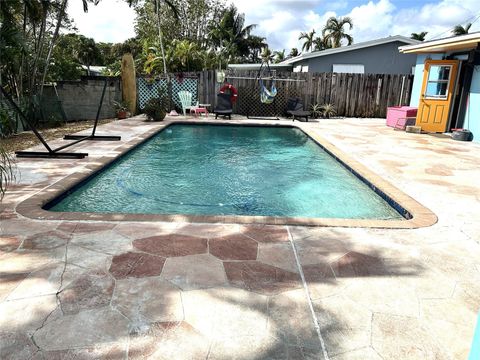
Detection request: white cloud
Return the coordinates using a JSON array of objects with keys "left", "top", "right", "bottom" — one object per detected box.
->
[
  {"left": 66, "top": 0, "right": 480, "bottom": 51},
  {"left": 66, "top": 0, "right": 136, "bottom": 43}
]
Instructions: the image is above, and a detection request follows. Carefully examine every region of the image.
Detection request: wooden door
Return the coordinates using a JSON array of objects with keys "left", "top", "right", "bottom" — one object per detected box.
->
[{"left": 416, "top": 60, "right": 459, "bottom": 132}]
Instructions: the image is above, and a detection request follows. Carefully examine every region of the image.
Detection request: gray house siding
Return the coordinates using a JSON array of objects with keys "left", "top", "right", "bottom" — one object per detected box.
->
[{"left": 296, "top": 41, "right": 417, "bottom": 75}]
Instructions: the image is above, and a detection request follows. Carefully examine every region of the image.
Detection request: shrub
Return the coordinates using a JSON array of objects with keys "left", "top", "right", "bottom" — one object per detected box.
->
[
  {"left": 321, "top": 103, "right": 337, "bottom": 119},
  {"left": 142, "top": 93, "right": 168, "bottom": 121}
]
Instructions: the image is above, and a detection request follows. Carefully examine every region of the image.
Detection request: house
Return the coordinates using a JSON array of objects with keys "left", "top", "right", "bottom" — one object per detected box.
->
[
  {"left": 228, "top": 35, "right": 420, "bottom": 75},
  {"left": 399, "top": 32, "right": 480, "bottom": 141},
  {"left": 281, "top": 35, "right": 420, "bottom": 74}
]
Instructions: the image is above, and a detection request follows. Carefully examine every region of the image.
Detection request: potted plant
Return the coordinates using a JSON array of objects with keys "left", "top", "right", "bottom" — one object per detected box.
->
[
  {"left": 143, "top": 93, "right": 168, "bottom": 121},
  {"left": 112, "top": 100, "right": 130, "bottom": 119}
]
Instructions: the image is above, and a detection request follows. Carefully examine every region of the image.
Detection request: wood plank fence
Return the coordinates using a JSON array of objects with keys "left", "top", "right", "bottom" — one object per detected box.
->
[{"left": 195, "top": 70, "right": 414, "bottom": 118}]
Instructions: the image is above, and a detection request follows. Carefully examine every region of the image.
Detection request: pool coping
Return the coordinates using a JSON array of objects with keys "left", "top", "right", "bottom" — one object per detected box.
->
[{"left": 16, "top": 118, "right": 438, "bottom": 229}]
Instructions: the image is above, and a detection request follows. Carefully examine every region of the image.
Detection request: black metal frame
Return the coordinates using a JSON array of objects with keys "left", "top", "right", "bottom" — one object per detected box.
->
[{"left": 1, "top": 80, "right": 120, "bottom": 159}]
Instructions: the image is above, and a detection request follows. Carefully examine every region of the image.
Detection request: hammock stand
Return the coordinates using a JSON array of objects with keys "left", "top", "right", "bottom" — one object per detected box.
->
[{"left": 1, "top": 79, "right": 120, "bottom": 159}]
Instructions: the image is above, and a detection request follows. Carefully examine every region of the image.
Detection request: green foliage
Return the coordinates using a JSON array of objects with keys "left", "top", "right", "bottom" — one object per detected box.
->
[
  {"left": 0, "top": 144, "right": 15, "bottom": 201},
  {"left": 299, "top": 30, "right": 316, "bottom": 52},
  {"left": 309, "top": 103, "right": 323, "bottom": 119},
  {"left": 411, "top": 32, "right": 428, "bottom": 41},
  {"left": 453, "top": 23, "right": 472, "bottom": 36},
  {"left": 322, "top": 17, "right": 354, "bottom": 48},
  {"left": 142, "top": 94, "right": 168, "bottom": 121},
  {"left": 0, "top": 108, "right": 15, "bottom": 138},
  {"left": 320, "top": 103, "right": 337, "bottom": 119},
  {"left": 112, "top": 100, "right": 130, "bottom": 112}
]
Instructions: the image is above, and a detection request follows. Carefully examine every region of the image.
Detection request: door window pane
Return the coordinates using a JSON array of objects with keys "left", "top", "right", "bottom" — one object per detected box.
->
[
  {"left": 425, "top": 82, "right": 448, "bottom": 97},
  {"left": 425, "top": 65, "right": 451, "bottom": 99},
  {"left": 428, "top": 65, "right": 450, "bottom": 81}
]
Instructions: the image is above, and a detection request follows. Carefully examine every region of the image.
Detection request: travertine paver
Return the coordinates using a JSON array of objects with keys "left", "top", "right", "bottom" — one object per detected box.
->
[
  {"left": 1, "top": 117, "right": 480, "bottom": 359},
  {"left": 224, "top": 261, "right": 301, "bottom": 295},
  {"left": 128, "top": 321, "right": 209, "bottom": 360},
  {"left": 112, "top": 277, "right": 183, "bottom": 323},
  {"left": 133, "top": 234, "right": 207, "bottom": 257},
  {"left": 109, "top": 251, "right": 165, "bottom": 279},
  {"left": 59, "top": 270, "right": 114, "bottom": 314},
  {"left": 209, "top": 234, "right": 258, "bottom": 260},
  {"left": 161, "top": 253, "right": 227, "bottom": 290},
  {"left": 33, "top": 307, "right": 130, "bottom": 351}
]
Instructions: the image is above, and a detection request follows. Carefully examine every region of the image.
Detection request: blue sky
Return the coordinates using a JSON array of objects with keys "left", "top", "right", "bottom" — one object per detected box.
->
[{"left": 67, "top": 0, "right": 480, "bottom": 50}]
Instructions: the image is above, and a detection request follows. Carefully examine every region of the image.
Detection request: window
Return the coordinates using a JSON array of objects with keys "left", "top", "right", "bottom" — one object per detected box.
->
[
  {"left": 332, "top": 64, "right": 365, "bottom": 74},
  {"left": 425, "top": 65, "right": 451, "bottom": 99}
]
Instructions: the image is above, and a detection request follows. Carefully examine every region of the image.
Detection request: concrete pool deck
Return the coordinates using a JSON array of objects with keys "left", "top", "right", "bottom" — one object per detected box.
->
[{"left": 1, "top": 115, "right": 479, "bottom": 359}]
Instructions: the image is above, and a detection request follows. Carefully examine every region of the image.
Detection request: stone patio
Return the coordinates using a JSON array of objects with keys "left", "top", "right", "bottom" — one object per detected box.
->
[{"left": 1, "top": 115, "right": 479, "bottom": 359}]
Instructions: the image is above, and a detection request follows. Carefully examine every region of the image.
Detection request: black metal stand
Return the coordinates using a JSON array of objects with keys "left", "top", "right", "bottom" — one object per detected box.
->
[
  {"left": 63, "top": 80, "right": 121, "bottom": 141},
  {"left": 1, "top": 79, "right": 120, "bottom": 159}
]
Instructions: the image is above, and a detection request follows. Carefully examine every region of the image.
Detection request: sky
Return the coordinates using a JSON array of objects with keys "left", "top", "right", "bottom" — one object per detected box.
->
[{"left": 67, "top": 0, "right": 480, "bottom": 50}]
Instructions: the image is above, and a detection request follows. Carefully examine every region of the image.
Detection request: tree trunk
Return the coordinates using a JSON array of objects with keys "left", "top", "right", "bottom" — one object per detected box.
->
[{"left": 39, "top": 0, "right": 68, "bottom": 96}]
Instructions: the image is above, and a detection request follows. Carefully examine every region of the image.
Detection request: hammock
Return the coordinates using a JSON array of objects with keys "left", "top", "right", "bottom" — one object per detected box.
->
[
  {"left": 259, "top": 79, "right": 277, "bottom": 104},
  {"left": 257, "top": 60, "right": 278, "bottom": 104}
]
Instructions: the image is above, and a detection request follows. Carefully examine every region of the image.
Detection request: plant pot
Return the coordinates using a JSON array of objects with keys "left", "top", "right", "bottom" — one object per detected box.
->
[{"left": 117, "top": 110, "right": 128, "bottom": 120}]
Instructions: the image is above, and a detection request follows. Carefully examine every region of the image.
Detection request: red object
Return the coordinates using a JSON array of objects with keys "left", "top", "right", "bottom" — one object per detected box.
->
[
  {"left": 386, "top": 106, "right": 417, "bottom": 127},
  {"left": 219, "top": 83, "right": 238, "bottom": 103},
  {"left": 191, "top": 107, "right": 209, "bottom": 117}
]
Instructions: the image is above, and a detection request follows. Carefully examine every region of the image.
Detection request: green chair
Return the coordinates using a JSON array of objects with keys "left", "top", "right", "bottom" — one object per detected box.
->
[{"left": 178, "top": 91, "right": 196, "bottom": 116}]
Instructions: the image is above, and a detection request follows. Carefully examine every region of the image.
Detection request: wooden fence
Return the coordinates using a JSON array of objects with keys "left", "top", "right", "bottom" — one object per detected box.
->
[{"left": 195, "top": 70, "right": 414, "bottom": 118}]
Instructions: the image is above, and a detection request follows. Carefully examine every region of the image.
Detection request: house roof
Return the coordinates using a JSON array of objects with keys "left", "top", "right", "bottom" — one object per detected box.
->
[
  {"left": 399, "top": 32, "right": 480, "bottom": 54},
  {"left": 279, "top": 35, "right": 420, "bottom": 65},
  {"left": 227, "top": 63, "right": 293, "bottom": 70}
]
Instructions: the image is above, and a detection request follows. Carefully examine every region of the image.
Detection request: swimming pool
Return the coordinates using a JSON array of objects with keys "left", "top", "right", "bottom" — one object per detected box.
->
[{"left": 47, "top": 124, "right": 405, "bottom": 220}]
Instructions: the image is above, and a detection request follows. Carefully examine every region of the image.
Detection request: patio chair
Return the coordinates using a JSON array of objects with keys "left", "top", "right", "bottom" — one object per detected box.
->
[
  {"left": 178, "top": 91, "right": 196, "bottom": 116},
  {"left": 286, "top": 97, "right": 310, "bottom": 122},
  {"left": 214, "top": 93, "right": 233, "bottom": 119}
]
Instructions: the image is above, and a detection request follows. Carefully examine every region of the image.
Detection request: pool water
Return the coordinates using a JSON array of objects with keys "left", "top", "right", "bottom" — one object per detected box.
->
[{"left": 49, "top": 124, "right": 403, "bottom": 220}]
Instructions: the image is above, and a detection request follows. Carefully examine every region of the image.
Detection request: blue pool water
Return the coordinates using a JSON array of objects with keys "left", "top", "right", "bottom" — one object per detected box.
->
[{"left": 49, "top": 124, "right": 403, "bottom": 219}]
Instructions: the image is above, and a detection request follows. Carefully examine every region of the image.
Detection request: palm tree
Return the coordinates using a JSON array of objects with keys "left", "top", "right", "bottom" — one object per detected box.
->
[
  {"left": 245, "top": 35, "right": 267, "bottom": 63},
  {"left": 411, "top": 32, "right": 428, "bottom": 41},
  {"left": 274, "top": 49, "right": 285, "bottom": 63},
  {"left": 322, "top": 16, "right": 353, "bottom": 48},
  {"left": 260, "top": 47, "right": 274, "bottom": 63},
  {"left": 453, "top": 23, "right": 472, "bottom": 36},
  {"left": 210, "top": 6, "right": 257, "bottom": 60},
  {"left": 289, "top": 48, "right": 299, "bottom": 58},
  {"left": 299, "top": 29, "right": 316, "bottom": 52},
  {"left": 313, "top": 36, "right": 331, "bottom": 51}
]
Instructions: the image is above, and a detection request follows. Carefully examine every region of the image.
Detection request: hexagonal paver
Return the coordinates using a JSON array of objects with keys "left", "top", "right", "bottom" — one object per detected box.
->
[
  {"left": 33, "top": 308, "right": 129, "bottom": 351},
  {"left": 182, "top": 287, "right": 268, "bottom": 339},
  {"left": 112, "top": 277, "right": 183, "bottom": 323},
  {"left": 209, "top": 235, "right": 258, "bottom": 261},
  {"left": 331, "top": 251, "right": 387, "bottom": 278},
  {"left": 223, "top": 261, "right": 301, "bottom": 295},
  {"left": 0, "top": 235, "right": 21, "bottom": 254},
  {"left": 313, "top": 295, "right": 372, "bottom": 356},
  {"left": 133, "top": 235, "right": 207, "bottom": 257},
  {"left": 109, "top": 252, "right": 165, "bottom": 279},
  {"left": 0, "top": 332, "right": 37, "bottom": 360},
  {"left": 257, "top": 243, "right": 298, "bottom": 273},
  {"left": 22, "top": 231, "right": 70, "bottom": 250},
  {"left": 242, "top": 225, "right": 289, "bottom": 243},
  {"left": 128, "top": 321, "right": 209, "bottom": 360},
  {"left": 70, "top": 231, "right": 132, "bottom": 256},
  {"left": 59, "top": 270, "right": 115, "bottom": 314},
  {"left": 371, "top": 313, "right": 448, "bottom": 360},
  {"left": 161, "top": 254, "right": 227, "bottom": 290}
]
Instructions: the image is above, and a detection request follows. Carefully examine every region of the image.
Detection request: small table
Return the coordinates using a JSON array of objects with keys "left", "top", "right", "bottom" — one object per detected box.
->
[
  {"left": 199, "top": 103, "right": 211, "bottom": 110},
  {"left": 191, "top": 107, "right": 209, "bottom": 117}
]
